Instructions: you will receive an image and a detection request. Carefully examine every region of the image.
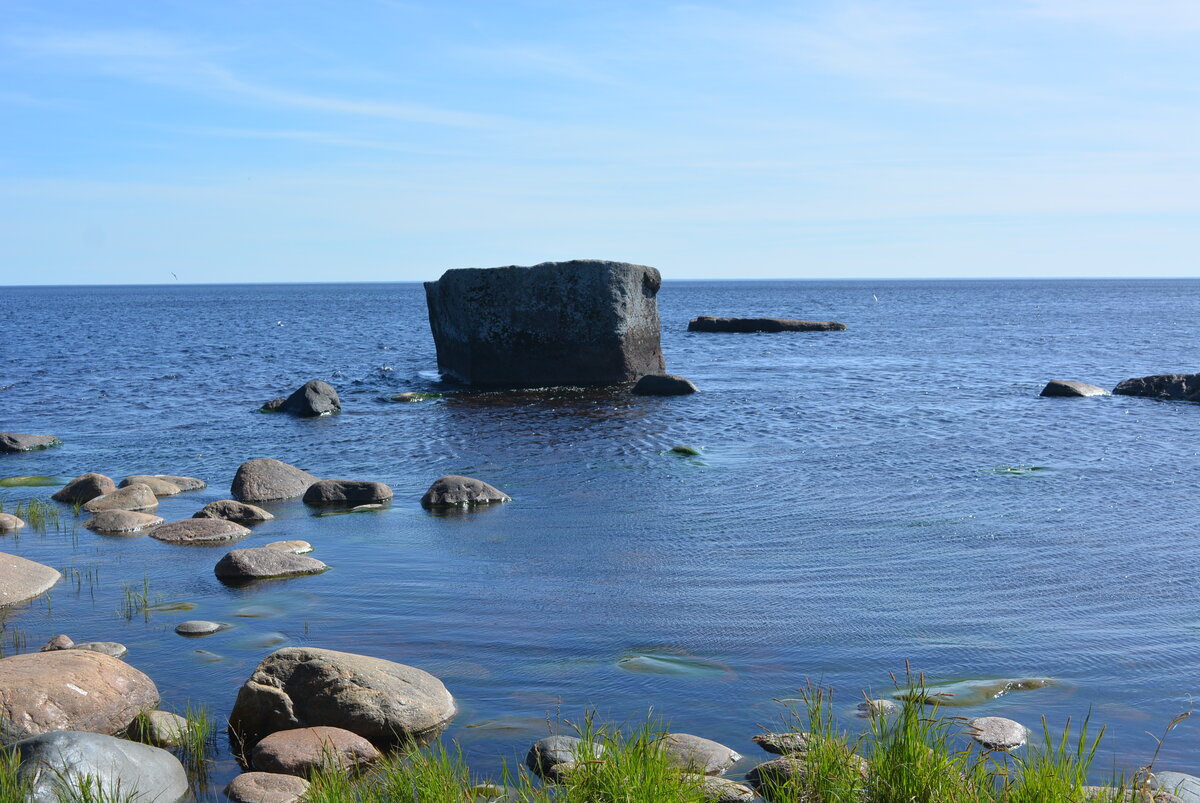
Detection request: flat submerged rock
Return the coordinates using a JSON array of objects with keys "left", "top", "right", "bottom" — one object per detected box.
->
[
  {"left": 150, "top": 518, "right": 251, "bottom": 545},
  {"left": 0, "top": 433, "right": 61, "bottom": 453},
  {"left": 0, "top": 552, "right": 59, "bottom": 607},
  {"left": 84, "top": 510, "right": 163, "bottom": 534}
]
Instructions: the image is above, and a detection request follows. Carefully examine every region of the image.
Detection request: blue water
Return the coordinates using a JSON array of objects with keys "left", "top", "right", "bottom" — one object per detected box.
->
[{"left": 1, "top": 279, "right": 1199, "bottom": 796}]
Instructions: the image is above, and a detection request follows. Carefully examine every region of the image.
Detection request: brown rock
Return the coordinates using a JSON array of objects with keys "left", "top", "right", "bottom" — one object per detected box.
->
[
  {"left": 215, "top": 548, "right": 327, "bottom": 581},
  {"left": 40, "top": 634, "right": 74, "bottom": 651},
  {"left": 82, "top": 484, "right": 158, "bottom": 514},
  {"left": 0, "top": 552, "right": 60, "bottom": 607},
  {"left": 0, "top": 514, "right": 23, "bottom": 531},
  {"left": 226, "top": 772, "right": 310, "bottom": 803},
  {"left": 0, "top": 649, "right": 158, "bottom": 743},
  {"left": 232, "top": 458, "right": 320, "bottom": 503},
  {"left": 52, "top": 473, "right": 116, "bottom": 504},
  {"left": 303, "top": 479, "right": 393, "bottom": 506},
  {"left": 119, "top": 475, "right": 183, "bottom": 496},
  {"left": 153, "top": 475, "right": 207, "bottom": 491},
  {"left": 193, "top": 500, "right": 274, "bottom": 523},
  {"left": 250, "top": 726, "right": 381, "bottom": 776},
  {"left": 150, "top": 518, "right": 251, "bottom": 545},
  {"left": 84, "top": 510, "right": 164, "bottom": 534}
]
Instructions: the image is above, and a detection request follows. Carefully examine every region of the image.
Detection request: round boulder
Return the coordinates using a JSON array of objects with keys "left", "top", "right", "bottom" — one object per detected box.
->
[
  {"left": 968, "top": 716, "right": 1028, "bottom": 750},
  {"left": 0, "top": 433, "right": 61, "bottom": 453},
  {"left": 420, "top": 475, "right": 511, "bottom": 509},
  {"left": 40, "top": 634, "right": 74, "bottom": 651},
  {"left": 0, "top": 650, "right": 158, "bottom": 742},
  {"left": 193, "top": 499, "right": 274, "bottom": 522},
  {"left": 232, "top": 458, "right": 320, "bottom": 503},
  {"left": 0, "top": 513, "right": 24, "bottom": 531},
  {"left": 303, "top": 479, "right": 393, "bottom": 506},
  {"left": 215, "top": 548, "right": 328, "bottom": 582},
  {"left": 1040, "top": 380, "right": 1111, "bottom": 398},
  {"left": 659, "top": 733, "right": 741, "bottom": 775},
  {"left": 632, "top": 374, "right": 698, "bottom": 396},
  {"left": 119, "top": 475, "right": 183, "bottom": 496},
  {"left": 278, "top": 380, "right": 341, "bottom": 417},
  {"left": 746, "top": 756, "right": 807, "bottom": 801},
  {"left": 82, "top": 483, "right": 158, "bottom": 514},
  {"left": 228, "top": 646, "right": 456, "bottom": 749},
  {"left": 525, "top": 734, "right": 601, "bottom": 781},
  {"left": 12, "top": 731, "right": 188, "bottom": 803},
  {"left": 251, "top": 725, "right": 381, "bottom": 776},
  {"left": 0, "top": 552, "right": 60, "bottom": 607},
  {"left": 84, "top": 510, "right": 164, "bottom": 534},
  {"left": 129, "top": 710, "right": 188, "bottom": 747},
  {"left": 226, "top": 772, "right": 311, "bottom": 803},
  {"left": 150, "top": 518, "right": 251, "bottom": 545},
  {"left": 52, "top": 473, "right": 116, "bottom": 504}
]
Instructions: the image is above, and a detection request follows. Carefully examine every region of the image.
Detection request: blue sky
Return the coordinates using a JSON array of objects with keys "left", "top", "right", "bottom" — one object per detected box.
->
[{"left": 1, "top": 0, "right": 1197, "bottom": 284}]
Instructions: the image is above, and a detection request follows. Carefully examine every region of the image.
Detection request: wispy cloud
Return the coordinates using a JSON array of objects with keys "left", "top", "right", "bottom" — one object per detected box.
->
[{"left": 1026, "top": 0, "right": 1200, "bottom": 34}]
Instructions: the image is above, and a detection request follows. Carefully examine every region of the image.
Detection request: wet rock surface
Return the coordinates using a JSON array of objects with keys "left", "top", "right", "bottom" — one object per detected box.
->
[
  {"left": 421, "top": 475, "right": 511, "bottom": 508},
  {"left": 271, "top": 380, "right": 341, "bottom": 417},
  {"left": 632, "top": 373, "right": 699, "bottom": 396},
  {"left": 175, "top": 620, "right": 226, "bottom": 636},
  {"left": 215, "top": 548, "right": 328, "bottom": 581},
  {"left": 687, "top": 316, "right": 847, "bottom": 332},
  {"left": 84, "top": 509, "right": 164, "bottom": 533},
  {"left": 1114, "top": 373, "right": 1200, "bottom": 403},
  {"left": 0, "top": 433, "right": 61, "bottom": 453},
  {"left": 150, "top": 518, "right": 251, "bottom": 545},
  {"left": 303, "top": 479, "right": 393, "bottom": 506},
  {"left": 1040, "top": 380, "right": 1111, "bottom": 397}
]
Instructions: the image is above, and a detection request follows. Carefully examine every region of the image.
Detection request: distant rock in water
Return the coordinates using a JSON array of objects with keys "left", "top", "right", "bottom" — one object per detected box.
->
[
  {"left": 420, "top": 475, "right": 510, "bottom": 509},
  {"left": 688, "top": 316, "right": 847, "bottom": 333},
  {"left": 632, "top": 374, "right": 698, "bottom": 396},
  {"left": 0, "top": 433, "right": 61, "bottom": 453},
  {"left": 84, "top": 510, "right": 163, "bottom": 534},
  {"left": 82, "top": 483, "right": 158, "bottom": 514},
  {"left": 0, "top": 514, "right": 24, "bottom": 532},
  {"left": 53, "top": 473, "right": 116, "bottom": 504},
  {"left": 193, "top": 499, "right": 274, "bottom": 523},
  {"left": 150, "top": 519, "right": 250, "bottom": 545},
  {"left": 1113, "top": 373, "right": 1200, "bottom": 403},
  {"left": 119, "top": 475, "right": 183, "bottom": 497},
  {"left": 262, "top": 380, "right": 341, "bottom": 417},
  {"left": 303, "top": 479, "right": 393, "bottom": 506},
  {"left": 214, "top": 548, "right": 328, "bottom": 582},
  {"left": 1040, "top": 380, "right": 1110, "bottom": 397},
  {"left": 0, "top": 552, "right": 59, "bottom": 607},
  {"left": 232, "top": 458, "right": 319, "bottom": 502},
  {"left": 425, "top": 259, "right": 666, "bottom": 387}
]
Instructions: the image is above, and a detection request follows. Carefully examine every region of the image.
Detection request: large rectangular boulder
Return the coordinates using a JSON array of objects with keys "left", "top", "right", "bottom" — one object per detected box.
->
[{"left": 424, "top": 260, "right": 666, "bottom": 387}]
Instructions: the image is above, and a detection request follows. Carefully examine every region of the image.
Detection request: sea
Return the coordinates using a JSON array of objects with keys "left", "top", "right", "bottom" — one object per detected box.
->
[{"left": 0, "top": 279, "right": 1198, "bottom": 796}]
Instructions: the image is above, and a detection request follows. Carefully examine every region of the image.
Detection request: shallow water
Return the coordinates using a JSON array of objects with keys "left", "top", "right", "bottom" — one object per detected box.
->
[{"left": 1, "top": 279, "right": 1199, "bottom": 796}]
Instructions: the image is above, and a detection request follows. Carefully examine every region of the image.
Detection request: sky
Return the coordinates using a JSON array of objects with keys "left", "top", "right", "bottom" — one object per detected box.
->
[{"left": 1, "top": 0, "right": 1198, "bottom": 284}]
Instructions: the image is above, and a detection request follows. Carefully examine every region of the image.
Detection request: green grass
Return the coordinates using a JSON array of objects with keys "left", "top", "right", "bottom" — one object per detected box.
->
[
  {"left": 119, "top": 576, "right": 159, "bottom": 622},
  {"left": 0, "top": 496, "right": 62, "bottom": 532}
]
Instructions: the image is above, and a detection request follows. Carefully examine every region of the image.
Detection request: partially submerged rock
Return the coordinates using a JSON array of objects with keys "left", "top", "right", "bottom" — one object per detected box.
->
[
  {"left": 118, "top": 475, "right": 183, "bottom": 496},
  {"left": 232, "top": 458, "right": 320, "bottom": 502},
  {"left": 84, "top": 510, "right": 163, "bottom": 534},
  {"left": 0, "top": 552, "right": 59, "bottom": 607},
  {"left": 303, "top": 479, "right": 393, "bottom": 506},
  {"left": 425, "top": 259, "right": 666, "bottom": 387},
  {"left": 659, "top": 733, "right": 741, "bottom": 775},
  {"left": 129, "top": 710, "right": 188, "bottom": 747},
  {"left": 264, "top": 380, "right": 341, "bottom": 417},
  {"left": 688, "top": 316, "right": 847, "bottom": 333},
  {"left": 752, "top": 732, "right": 811, "bottom": 755},
  {"left": 40, "top": 634, "right": 74, "bottom": 651},
  {"left": 632, "top": 374, "right": 698, "bottom": 396},
  {"left": 226, "top": 772, "right": 311, "bottom": 803},
  {"left": 175, "top": 620, "right": 226, "bottom": 636},
  {"left": 0, "top": 433, "right": 61, "bottom": 453},
  {"left": 265, "top": 540, "right": 313, "bottom": 554},
  {"left": 525, "top": 735, "right": 602, "bottom": 782},
  {"left": 154, "top": 474, "right": 207, "bottom": 491},
  {"left": 12, "top": 731, "right": 189, "bottom": 803},
  {"left": 150, "top": 518, "right": 251, "bottom": 545},
  {"left": 968, "top": 716, "right": 1028, "bottom": 750},
  {"left": 228, "top": 646, "right": 457, "bottom": 749},
  {"left": 82, "top": 483, "right": 158, "bottom": 513},
  {"left": 1040, "top": 380, "right": 1110, "bottom": 397},
  {"left": 421, "top": 475, "right": 510, "bottom": 508},
  {"left": 193, "top": 499, "right": 274, "bottom": 522},
  {"left": 215, "top": 547, "right": 328, "bottom": 582},
  {"left": 0, "top": 650, "right": 158, "bottom": 743},
  {"left": 52, "top": 473, "right": 116, "bottom": 504},
  {"left": 251, "top": 725, "right": 381, "bottom": 775},
  {"left": 0, "top": 513, "right": 24, "bottom": 531},
  {"left": 1113, "top": 374, "right": 1200, "bottom": 403},
  {"left": 73, "top": 642, "right": 127, "bottom": 659}
]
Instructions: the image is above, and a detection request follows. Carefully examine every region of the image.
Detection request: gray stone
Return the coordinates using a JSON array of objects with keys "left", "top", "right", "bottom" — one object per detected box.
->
[
  {"left": 84, "top": 510, "right": 164, "bottom": 534},
  {"left": 1151, "top": 772, "right": 1200, "bottom": 803},
  {"left": 194, "top": 499, "right": 275, "bottom": 522},
  {"left": 303, "top": 479, "right": 393, "bottom": 506},
  {"left": 0, "top": 433, "right": 61, "bottom": 453},
  {"left": 425, "top": 259, "right": 666, "bottom": 387},
  {"left": 250, "top": 725, "right": 381, "bottom": 775},
  {"left": 128, "top": 710, "right": 188, "bottom": 746},
  {"left": 72, "top": 642, "right": 128, "bottom": 659},
  {"left": 215, "top": 548, "right": 328, "bottom": 582},
  {"left": 0, "top": 552, "right": 59, "bottom": 607},
  {"left": 421, "top": 475, "right": 511, "bottom": 508},
  {"left": 118, "top": 475, "right": 183, "bottom": 496},
  {"left": 40, "top": 634, "right": 73, "bottom": 651},
  {"left": 0, "top": 650, "right": 159, "bottom": 743},
  {"left": 688, "top": 316, "right": 847, "bottom": 332},
  {"left": 265, "top": 540, "right": 313, "bottom": 554},
  {"left": 150, "top": 518, "right": 251, "bottom": 545},
  {"left": 154, "top": 474, "right": 206, "bottom": 491},
  {"left": 13, "top": 731, "right": 188, "bottom": 803},
  {"left": 82, "top": 483, "right": 158, "bottom": 513},
  {"left": 968, "top": 716, "right": 1027, "bottom": 750},
  {"left": 228, "top": 646, "right": 457, "bottom": 749},
  {"left": 232, "top": 458, "right": 320, "bottom": 502},
  {"left": 226, "top": 771, "right": 311, "bottom": 803},
  {"left": 52, "top": 473, "right": 116, "bottom": 504},
  {"left": 1114, "top": 373, "right": 1200, "bottom": 403},
  {"left": 632, "top": 373, "right": 698, "bottom": 396},
  {"left": 695, "top": 775, "right": 756, "bottom": 803},
  {"left": 747, "top": 752, "right": 867, "bottom": 801},
  {"left": 261, "top": 397, "right": 287, "bottom": 412},
  {"left": 1040, "top": 380, "right": 1111, "bottom": 397},
  {"left": 525, "top": 734, "right": 601, "bottom": 781},
  {"left": 0, "top": 513, "right": 24, "bottom": 531},
  {"left": 272, "top": 380, "right": 341, "bottom": 417},
  {"left": 752, "top": 732, "right": 811, "bottom": 755},
  {"left": 659, "top": 733, "right": 741, "bottom": 775},
  {"left": 856, "top": 698, "right": 901, "bottom": 718},
  {"left": 175, "top": 620, "right": 226, "bottom": 636}
]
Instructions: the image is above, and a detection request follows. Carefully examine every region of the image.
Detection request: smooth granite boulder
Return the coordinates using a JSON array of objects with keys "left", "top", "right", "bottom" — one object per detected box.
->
[
  {"left": 303, "top": 479, "right": 393, "bottom": 506},
  {"left": 266, "top": 380, "right": 341, "bottom": 417},
  {"left": 250, "top": 725, "right": 381, "bottom": 775},
  {"left": 659, "top": 733, "right": 741, "bottom": 775},
  {"left": 0, "top": 650, "right": 158, "bottom": 743},
  {"left": 1113, "top": 373, "right": 1200, "bottom": 403},
  {"left": 0, "top": 553, "right": 59, "bottom": 607},
  {"left": 632, "top": 374, "right": 698, "bottom": 396},
  {"left": 0, "top": 513, "right": 24, "bottom": 531},
  {"left": 215, "top": 548, "right": 327, "bottom": 582},
  {"left": 52, "top": 473, "right": 116, "bottom": 504},
  {"left": 420, "top": 475, "right": 510, "bottom": 508},
  {"left": 119, "top": 475, "right": 183, "bottom": 496},
  {"left": 1040, "top": 380, "right": 1110, "bottom": 397},
  {"left": 82, "top": 483, "right": 158, "bottom": 513},
  {"left": 194, "top": 499, "right": 275, "bottom": 522},
  {"left": 13, "top": 731, "right": 188, "bottom": 803},
  {"left": 425, "top": 259, "right": 666, "bottom": 387},
  {"left": 84, "top": 510, "right": 163, "bottom": 534},
  {"left": 688, "top": 316, "right": 847, "bottom": 333},
  {"left": 150, "top": 518, "right": 251, "bottom": 545},
  {"left": 229, "top": 647, "right": 456, "bottom": 749},
  {"left": 232, "top": 458, "right": 320, "bottom": 502},
  {"left": 0, "top": 433, "right": 61, "bottom": 453},
  {"left": 227, "top": 772, "right": 311, "bottom": 803}
]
